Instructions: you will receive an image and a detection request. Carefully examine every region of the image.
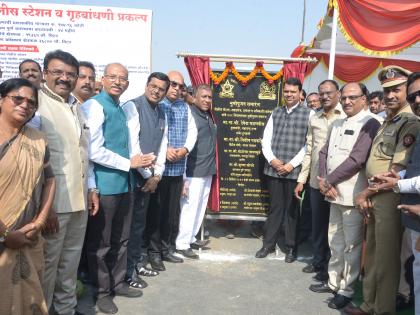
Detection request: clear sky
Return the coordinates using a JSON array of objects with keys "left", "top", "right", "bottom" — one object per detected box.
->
[{"left": 11, "top": 0, "right": 329, "bottom": 84}]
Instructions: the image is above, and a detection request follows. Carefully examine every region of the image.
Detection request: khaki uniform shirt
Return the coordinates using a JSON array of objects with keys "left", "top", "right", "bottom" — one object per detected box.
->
[
  {"left": 366, "top": 104, "right": 420, "bottom": 178},
  {"left": 297, "top": 104, "right": 346, "bottom": 189}
]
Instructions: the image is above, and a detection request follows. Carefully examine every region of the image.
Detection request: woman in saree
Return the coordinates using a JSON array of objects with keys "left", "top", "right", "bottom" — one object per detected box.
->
[{"left": 0, "top": 78, "right": 56, "bottom": 315}]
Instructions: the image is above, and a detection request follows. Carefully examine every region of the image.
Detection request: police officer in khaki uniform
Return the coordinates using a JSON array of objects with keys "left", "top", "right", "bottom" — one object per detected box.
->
[{"left": 346, "top": 66, "right": 420, "bottom": 315}]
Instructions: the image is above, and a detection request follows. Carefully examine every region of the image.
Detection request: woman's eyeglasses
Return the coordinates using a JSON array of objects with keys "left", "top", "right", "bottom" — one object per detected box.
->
[{"left": 5, "top": 95, "right": 37, "bottom": 110}]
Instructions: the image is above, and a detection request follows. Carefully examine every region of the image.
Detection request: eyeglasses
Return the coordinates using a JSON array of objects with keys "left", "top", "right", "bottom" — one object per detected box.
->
[
  {"left": 407, "top": 90, "right": 420, "bottom": 104},
  {"left": 340, "top": 95, "right": 363, "bottom": 103},
  {"left": 5, "top": 95, "right": 37, "bottom": 110},
  {"left": 170, "top": 81, "right": 186, "bottom": 91},
  {"left": 319, "top": 91, "right": 337, "bottom": 98},
  {"left": 148, "top": 84, "right": 166, "bottom": 94},
  {"left": 104, "top": 75, "right": 129, "bottom": 84},
  {"left": 46, "top": 69, "right": 78, "bottom": 80}
]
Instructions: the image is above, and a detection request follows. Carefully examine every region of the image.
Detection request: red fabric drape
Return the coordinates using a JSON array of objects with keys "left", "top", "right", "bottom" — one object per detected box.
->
[
  {"left": 302, "top": 52, "right": 420, "bottom": 82},
  {"left": 337, "top": 0, "right": 420, "bottom": 53},
  {"left": 183, "top": 56, "right": 220, "bottom": 212},
  {"left": 184, "top": 56, "right": 210, "bottom": 86},
  {"left": 324, "top": 55, "right": 381, "bottom": 82},
  {"left": 283, "top": 62, "right": 308, "bottom": 84}
]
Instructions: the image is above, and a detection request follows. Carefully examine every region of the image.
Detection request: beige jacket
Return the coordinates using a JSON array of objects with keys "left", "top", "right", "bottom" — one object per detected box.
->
[{"left": 37, "top": 85, "right": 89, "bottom": 213}]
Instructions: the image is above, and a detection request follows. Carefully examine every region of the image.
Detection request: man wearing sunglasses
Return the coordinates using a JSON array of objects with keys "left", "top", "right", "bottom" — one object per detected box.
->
[
  {"left": 146, "top": 71, "right": 197, "bottom": 271},
  {"left": 347, "top": 72, "right": 420, "bottom": 315},
  {"left": 347, "top": 67, "right": 420, "bottom": 315}
]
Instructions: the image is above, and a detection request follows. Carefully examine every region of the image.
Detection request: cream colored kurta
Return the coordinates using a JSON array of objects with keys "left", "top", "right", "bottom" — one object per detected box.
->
[{"left": 297, "top": 105, "right": 346, "bottom": 189}]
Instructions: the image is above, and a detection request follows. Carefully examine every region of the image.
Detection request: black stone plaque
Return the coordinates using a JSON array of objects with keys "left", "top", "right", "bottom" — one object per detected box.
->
[{"left": 211, "top": 72, "right": 282, "bottom": 217}]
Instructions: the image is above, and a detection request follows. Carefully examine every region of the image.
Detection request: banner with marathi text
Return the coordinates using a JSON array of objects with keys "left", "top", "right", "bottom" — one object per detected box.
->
[
  {"left": 211, "top": 72, "right": 282, "bottom": 218},
  {"left": 0, "top": 2, "right": 152, "bottom": 100}
]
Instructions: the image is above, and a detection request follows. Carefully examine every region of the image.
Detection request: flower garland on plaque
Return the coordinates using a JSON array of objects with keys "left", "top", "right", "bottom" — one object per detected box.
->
[{"left": 209, "top": 61, "right": 283, "bottom": 86}]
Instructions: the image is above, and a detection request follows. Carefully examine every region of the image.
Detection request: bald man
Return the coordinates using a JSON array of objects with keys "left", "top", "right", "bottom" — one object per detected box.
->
[{"left": 82, "top": 63, "right": 155, "bottom": 313}]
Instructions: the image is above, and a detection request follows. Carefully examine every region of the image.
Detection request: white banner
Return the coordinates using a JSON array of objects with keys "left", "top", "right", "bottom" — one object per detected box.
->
[{"left": 0, "top": 2, "right": 152, "bottom": 100}]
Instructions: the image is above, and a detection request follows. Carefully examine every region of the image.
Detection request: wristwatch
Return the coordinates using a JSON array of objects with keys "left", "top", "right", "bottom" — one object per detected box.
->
[
  {"left": 88, "top": 188, "right": 100, "bottom": 194},
  {"left": 392, "top": 182, "right": 400, "bottom": 193},
  {"left": 0, "top": 227, "right": 10, "bottom": 243}
]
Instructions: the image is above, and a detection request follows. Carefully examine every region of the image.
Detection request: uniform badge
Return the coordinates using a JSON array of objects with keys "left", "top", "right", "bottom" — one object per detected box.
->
[
  {"left": 385, "top": 69, "right": 396, "bottom": 79},
  {"left": 403, "top": 134, "right": 415, "bottom": 147}
]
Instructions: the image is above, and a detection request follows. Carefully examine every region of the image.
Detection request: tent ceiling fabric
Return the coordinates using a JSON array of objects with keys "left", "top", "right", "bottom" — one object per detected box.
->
[
  {"left": 292, "top": 0, "right": 419, "bottom": 92},
  {"left": 334, "top": 0, "right": 420, "bottom": 56},
  {"left": 311, "top": 13, "right": 420, "bottom": 62}
]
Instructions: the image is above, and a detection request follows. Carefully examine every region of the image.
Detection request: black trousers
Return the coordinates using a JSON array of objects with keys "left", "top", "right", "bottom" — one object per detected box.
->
[
  {"left": 86, "top": 192, "right": 133, "bottom": 298},
  {"left": 309, "top": 187, "right": 331, "bottom": 271},
  {"left": 298, "top": 183, "right": 312, "bottom": 242},
  {"left": 126, "top": 185, "right": 159, "bottom": 277},
  {"left": 264, "top": 176, "right": 300, "bottom": 249},
  {"left": 148, "top": 175, "right": 183, "bottom": 256}
]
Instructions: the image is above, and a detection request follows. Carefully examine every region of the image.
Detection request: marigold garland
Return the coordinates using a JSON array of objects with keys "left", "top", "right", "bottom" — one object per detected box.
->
[{"left": 210, "top": 62, "right": 284, "bottom": 85}]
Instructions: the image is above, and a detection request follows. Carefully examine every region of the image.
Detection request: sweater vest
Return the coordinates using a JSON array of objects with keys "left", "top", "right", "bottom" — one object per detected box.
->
[
  {"left": 264, "top": 105, "right": 311, "bottom": 179},
  {"left": 131, "top": 95, "right": 165, "bottom": 155},
  {"left": 326, "top": 111, "right": 373, "bottom": 206},
  {"left": 186, "top": 106, "right": 217, "bottom": 177},
  {"left": 93, "top": 91, "right": 135, "bottom": 195}
]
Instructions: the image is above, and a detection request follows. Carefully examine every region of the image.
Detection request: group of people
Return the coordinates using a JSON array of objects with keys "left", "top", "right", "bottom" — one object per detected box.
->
[
  {"left": 257, "top": 65, "right": 420, "bottom": 315},
  {"left": 0, "top": 49, "right": 216, "bottom": 315},
  {"left": 1, "top": 47, "right": 420, "bottom": 315}
]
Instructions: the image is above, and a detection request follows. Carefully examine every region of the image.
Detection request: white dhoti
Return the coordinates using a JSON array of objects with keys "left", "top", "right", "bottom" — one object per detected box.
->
[{"left": 176, "top": 176, "right": 212, "bottom": 250}]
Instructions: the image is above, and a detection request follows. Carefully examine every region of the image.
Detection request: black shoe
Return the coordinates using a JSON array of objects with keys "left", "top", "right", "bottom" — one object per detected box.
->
[
  {"left": 328, "top": 294, "right": 352, "bottom": 309},
  {"left": 75, "top": 311, "right": 85, "bottom": 315},
  {"left": 396, "top": 293, "right": 413, "bottom": 311},
  {"left": 312, "top": 270, "right": 329, "bottom": 282},
  {"left": 255, "top": 247, "right": 274, "bottom": 258},
  {"left": 114, "top": 283, "right": 143, "bottom": 298},
  {"left": 191, "top": 243, "right": 210, "bottom": 250},
  {"left": 302, "top": 264, "right": 321, "bottom": 273},
  {"left": 191, "top": 239, "right": 210, "bottom": 247},
  {"left": 177, "top": 248, "right": 199, "bottom": 259},
  {"left": 149, "top": 255, "right": 166, "bottom": 271},
  {"left": 124, "top": 276, "right": 148, "bottom": 289},
  {"left": 96, "top": 296, "right": 118, "bottom": 314},
  {"left": 309, "top": 282, "right": 335, "bottom": 294},
  {"left": 135, "top": 265, "right": 159, "bottom": 277},
  {"left": 162, "top": 252, "right": 184, "bottom": 263},
  {"left": 285, "top": 248, "right": 297, "bottom": 263}
]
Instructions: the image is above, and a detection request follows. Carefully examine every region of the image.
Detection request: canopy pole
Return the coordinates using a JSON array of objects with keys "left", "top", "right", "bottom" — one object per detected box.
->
[
  {"left": 300, "top": 0, "right": 306, "bottom": 44},
  {"left": 177, "top": 52, "right": 317, "bottom": 65},
  {"left": 328, "top": 7, "right": 338, "bottom": 79}
]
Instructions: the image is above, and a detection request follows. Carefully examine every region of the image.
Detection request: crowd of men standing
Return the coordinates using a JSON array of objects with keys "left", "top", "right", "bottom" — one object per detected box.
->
[
  {"left": 0, "top": 49, "right": 216, "bottom": 315},
  {"left": 1, "top": 48, "right": 419, "bottom": 315},
  {"left": 257, "top": 65, "right": 420, "bottom": 315}
]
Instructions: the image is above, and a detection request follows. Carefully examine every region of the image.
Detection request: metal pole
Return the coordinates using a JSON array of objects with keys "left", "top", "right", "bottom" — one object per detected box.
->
[
  {"left": 328, "top": 7, "right": 339, "bottom": 79},
  {"left": 301, "top": 0, "right": 306, "bottom": 44}
]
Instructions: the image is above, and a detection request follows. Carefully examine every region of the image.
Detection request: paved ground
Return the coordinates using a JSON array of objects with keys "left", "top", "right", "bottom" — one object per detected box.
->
[{"left": 78, "top": 220, "right": 345, "bottom": 315}]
